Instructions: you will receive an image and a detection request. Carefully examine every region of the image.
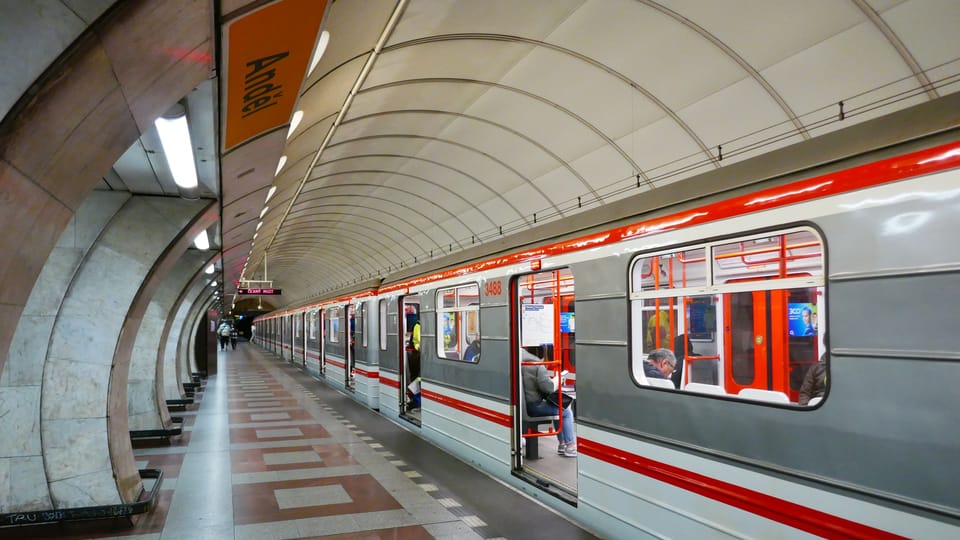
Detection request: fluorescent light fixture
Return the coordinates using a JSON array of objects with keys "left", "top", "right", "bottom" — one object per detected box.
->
[
  {"left": 154, "top": 114, "right": 198, "bottom": 189},
  {"left": 265, "top": 185, "right": 277, "bottom": 203},
  {"left": 205, "top": 264, "right": 215, "bottom": 274},
  {"left": 308, "top": 31, "right": 330, "bottom": 76},
  {"left": 287, "top": 110, "right": 303, "bottom": 139},
  {"left": 275, "top": 155, "right": 287, "bottom": 176},
  {"left": 260, "top": 206, "right": 269, "bottom": 218},
  {"left": 193, "top": 230, "right": 209, "bottom": 250},
  {"left": 256, "top": 221, "right": 263, "bottom": 231}
]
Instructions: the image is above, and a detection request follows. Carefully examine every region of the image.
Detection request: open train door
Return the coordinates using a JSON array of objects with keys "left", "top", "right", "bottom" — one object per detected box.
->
[
  {"left": 511, "top": 267, "right": 578, "bottom": 502},
  {"left": 399, "top": 295, "right": 421, "bottom": 425}
]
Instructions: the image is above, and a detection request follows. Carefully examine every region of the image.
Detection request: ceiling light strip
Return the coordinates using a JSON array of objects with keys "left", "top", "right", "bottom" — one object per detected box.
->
[{"left": 259, "top": 0, "right": 410, "bottom": 273}]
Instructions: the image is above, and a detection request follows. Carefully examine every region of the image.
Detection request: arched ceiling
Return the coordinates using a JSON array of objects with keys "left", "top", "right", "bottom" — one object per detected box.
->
[{"left": 222, "top": 0, "right": 960, "bottom": 307}]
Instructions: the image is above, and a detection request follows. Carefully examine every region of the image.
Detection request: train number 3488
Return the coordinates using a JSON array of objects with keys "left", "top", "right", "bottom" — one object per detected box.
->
[{"left": 484, "top": 281, "right": 502, "bottom": 296}]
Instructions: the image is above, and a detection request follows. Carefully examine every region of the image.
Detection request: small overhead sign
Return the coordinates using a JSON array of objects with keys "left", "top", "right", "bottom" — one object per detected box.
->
[{"left": 237, "top": 288, "right": 282, "bottom": 295}]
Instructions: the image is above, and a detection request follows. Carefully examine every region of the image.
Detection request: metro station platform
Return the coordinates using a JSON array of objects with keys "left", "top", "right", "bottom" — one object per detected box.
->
[{"left": 0, "top": 343, "right": 596, "bottom": 540}]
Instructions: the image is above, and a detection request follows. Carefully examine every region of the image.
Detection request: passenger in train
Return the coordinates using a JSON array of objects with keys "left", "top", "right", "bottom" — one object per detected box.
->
[
  {"left": 522, "top": 347, "right": 577, "bottom": 457},
  {"left": 670, "top": 334, "right": 688, "bottom": 388},
  {"left": 645, "top": 311, "right": 671, "bottom": 350},
  {"left": 799, "top": 333, "right": 828, "bottom": 406},
  {"left": 644, "top": 348, "right": 678, "bottom": 380},
  {"left": 406, "top": 318, "right": 422, "bottom": 410},
  {"left": 464, "top": 338, "right": 480, "bottom": 362}
]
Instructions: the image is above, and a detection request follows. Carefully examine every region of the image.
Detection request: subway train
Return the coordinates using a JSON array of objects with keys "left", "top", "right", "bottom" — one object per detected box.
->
[{"left": 254, "top": 126, "right": 960, "bottom": 538}]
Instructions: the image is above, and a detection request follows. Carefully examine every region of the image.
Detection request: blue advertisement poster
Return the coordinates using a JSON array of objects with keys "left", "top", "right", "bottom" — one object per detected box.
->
[
  {"left": 560, "top": 312, "right": 575, "bottom": 333},
  {"left": 788, "top": 303, "right": 818, "bottom": 336}
]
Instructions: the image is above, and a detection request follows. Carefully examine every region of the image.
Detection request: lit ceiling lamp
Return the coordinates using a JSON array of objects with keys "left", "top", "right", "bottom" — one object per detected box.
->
[
  {"left": 308, "top": 30, "right": 330, "bottom": 76},
  {"left": 210, "top": 280, "right": 218, "bottom": 287},
  {"left": 287, "top": 110, "right": 303, "bottom": 139},
  {"left": 259, "top": 206, "right": 269, "bottom": 218},
  {"left": 276, "top": 155, "right": 287, "bottom": 176},
  {"left": 154, "top": 104, "right": 199, "bottom": 199},
  {"left": 194, "top": 230, "right": 210, "bottom": 250},
  {"left": 265, "top": 185, "right": 277, "bottom": 204},
  {"left": 256, "top": 221, "right": 263, "bottom": 231},
  {"left": 205, "top": 263, "right": 215, "bottom": 274}
]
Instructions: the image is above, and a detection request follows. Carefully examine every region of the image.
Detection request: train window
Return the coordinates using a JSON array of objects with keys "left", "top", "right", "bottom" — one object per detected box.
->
[
  {"left": 435, "top": 284, "right": 480, "bottom": 362},
  {"left": 630, "top": 227, "right": 826, "bottom": 406},
  {"left": 309, "top": 310, "right": 317, "bottom": 340},
  {"left": 329, "top": 306, "right": 342, "bottom": 343},
  {"left": 633, "top": 247, "right": 708, "bottom": 293},
  {"left": 361, "top": 303, "right": 368, "bottom": 347},
  {"left": 517, "top": 268, "right": 576, "bottom": 374},
  {"left": 379, "top": 299, "right": 387, "bottom": 350}
]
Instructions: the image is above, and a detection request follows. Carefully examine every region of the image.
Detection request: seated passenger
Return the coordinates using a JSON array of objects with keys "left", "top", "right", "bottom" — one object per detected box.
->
[
  {"left": 521, "top": 347, "right": 576, "bottom": 457},
  {"left": 644, "top": 348, "right": 677, "bottom": 380},
  {"left": 799, "top": 333, "right": 828, "bottom": 406},
  {"left": 464, "top": 338, "right": 481, "bottom": 362}
]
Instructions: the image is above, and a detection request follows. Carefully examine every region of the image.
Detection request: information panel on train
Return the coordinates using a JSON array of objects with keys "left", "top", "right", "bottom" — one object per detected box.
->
[{"left": 236, "top": 288, "right": 282, "bottom": 295}]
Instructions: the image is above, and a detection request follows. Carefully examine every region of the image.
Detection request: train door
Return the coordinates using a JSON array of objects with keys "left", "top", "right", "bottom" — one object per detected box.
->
[
  {"left": 346, "top": 303, "right": 357, "bottom": 390},
  {"left": 723, "top": 287, "right": 822, "bottom": 399},
  {"left": 319, "top": 308, "right": 326, "bottom": 376},
  {"left": 399, "top": 295, "right": 421, "bottom": 423},
  {"left": 512, "top": 267, "right": 578, "bottom": 497},
  {"left": 300, "top": 312, "right": 307, "bottom": 367}
]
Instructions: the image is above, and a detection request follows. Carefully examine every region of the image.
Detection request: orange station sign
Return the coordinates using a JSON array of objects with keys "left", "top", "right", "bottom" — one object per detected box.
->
[{"left": 223, "top": 0, "right": 329, "bottom": 150}]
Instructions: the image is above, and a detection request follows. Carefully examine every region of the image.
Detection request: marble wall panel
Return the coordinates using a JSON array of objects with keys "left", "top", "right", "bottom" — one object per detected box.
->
[
  {"left": 56, "top": 191, "right": 130, "bottom": 251},
  {"left": 40, "top": 359, "right": 110, "bottom": 420},
  {"left": 47, "top": 315, "right": 122, "bottom": 367},
  {"left": 129, "top": 250, "right": 210, "bottom": 430},
  {"left": 62, "top": 0, "right": 118, "bottom": 24},
  {"left": 0, "top": 0, "right": 88, "bottom": 122},
  {"left": 4, "top": 316, "right": 55, "bottom": 387},
  {"left": 43, "top": 418, "right": 111, "bottom": 484},
  {"left": 49, "top": 470, "right": 120, "bottom": 508},
  {"left": 0, "top": 456, "right": 52, "bottom": 512},
  {"left": 0, "top": 386, "right": 41, "bottom": 456}
]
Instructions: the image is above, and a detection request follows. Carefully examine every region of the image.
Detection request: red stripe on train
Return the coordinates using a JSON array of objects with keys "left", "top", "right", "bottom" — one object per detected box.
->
[
  {"left": 379, "top": 376, "right": 399, "bottom": 388},
  {"left": 421, "top": 389, "right": 512, "bottom": 428},
  {"left": 578, "top": 438, "right": 907, "bottom": 540},
  {"left": 326, "top": 358, "right": 345, "bottom": 369},
  {"left": 380, "top": 141, "right": 960, "bottom": 294},
  {"left": 353, "top": 366, "right": 379, "bottom": 378}
]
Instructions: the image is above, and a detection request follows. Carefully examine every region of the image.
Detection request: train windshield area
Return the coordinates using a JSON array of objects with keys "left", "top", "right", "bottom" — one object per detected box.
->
[
  {"left": 630, "top": 227, "right": 827, "bottom": 406},
  {"left": 514, "top": 268, "right": 578, "bottom": 498}
]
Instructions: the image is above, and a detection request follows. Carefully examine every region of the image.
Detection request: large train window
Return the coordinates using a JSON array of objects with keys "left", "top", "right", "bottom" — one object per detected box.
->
[
  {"left": 629, "top": 227, "right": 826, "bottom": 406},
  {"left": 328, "top": 306, "right": 342, "bottom": 343},
  {"left": 360, "top": 303, "right": 368, "bottom": 347},
  {"left": 517, "top": 268, "right": 576, "bottom": 375},
  {"left": 378, "top": 299, "right": 387, "bottom": 350},
  {"left": 435, "top": 284, "right": 480, "bottom": 362},
  {"left": 309, "top": 310, "right": 317, "bottom": 340}
]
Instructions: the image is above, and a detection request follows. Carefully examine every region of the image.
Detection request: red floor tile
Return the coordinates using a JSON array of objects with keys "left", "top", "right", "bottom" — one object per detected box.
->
[{"left": 232, "top": 475, "right": 402, "bottom": 525}]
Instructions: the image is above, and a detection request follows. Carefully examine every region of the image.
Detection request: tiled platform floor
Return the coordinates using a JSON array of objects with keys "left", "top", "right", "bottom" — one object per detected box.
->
[{"left": 0, "top": 344, "right": 598, "bottom": 539}]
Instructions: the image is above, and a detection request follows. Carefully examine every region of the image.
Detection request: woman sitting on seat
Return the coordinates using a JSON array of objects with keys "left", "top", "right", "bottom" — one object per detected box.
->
[{"left": 521, "top": 347, "right": 577, "bottom": 457}]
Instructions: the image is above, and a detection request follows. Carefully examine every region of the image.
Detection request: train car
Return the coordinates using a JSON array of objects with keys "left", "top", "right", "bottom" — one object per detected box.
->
[{"left": 255, "top": 127, "right": 960, "bottom": 538}]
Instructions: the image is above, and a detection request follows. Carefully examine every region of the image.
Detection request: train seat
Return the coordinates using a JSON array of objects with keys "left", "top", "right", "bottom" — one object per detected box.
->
[
  {"left": 520, "top": 396, "right": 559, "bottom": 460},
  {"left": 737, "top": 388, "right": 790, "bottom": 403},
  {"left": 683, "top": 382, "right": 726, "bottom": 395}
]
